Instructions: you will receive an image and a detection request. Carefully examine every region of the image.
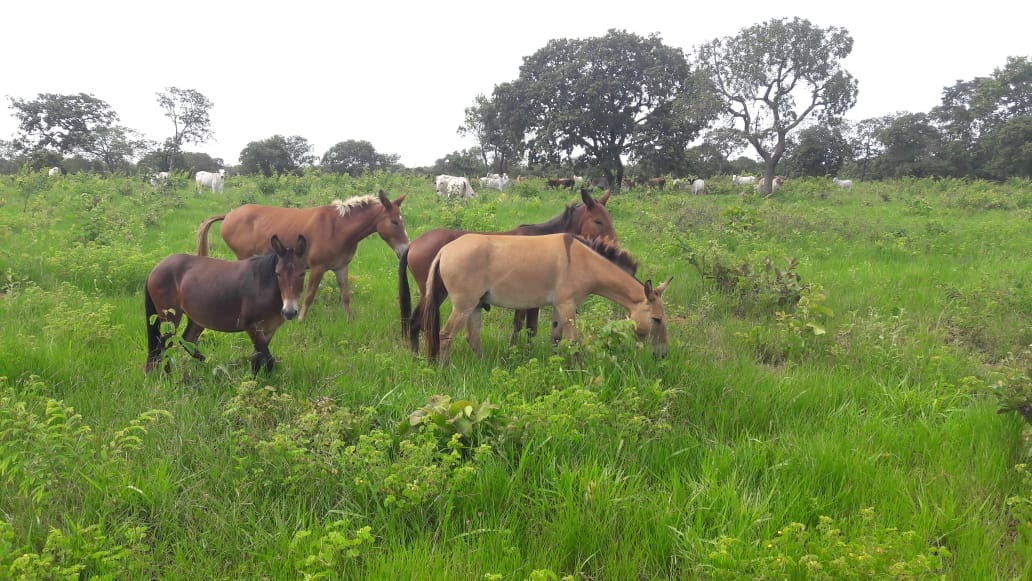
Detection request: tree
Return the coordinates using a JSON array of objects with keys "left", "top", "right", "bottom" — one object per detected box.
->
[
  {"left": 782, "top": 123, "right": 851, "bottom": 177},
  {"left": 239, "top": 135, "right": 316, "bottom": 177},
  {"left": 91, "top": 126, "right": 154, "bottom": 173},
  {"left": 978, "top": 116, "right": 1032, "bottom": 179},
  {"left": 846, "top": 116, "right": 893, "bottom": 181},
  {"left": 697, "top": 17, "right": 859, "bottom": 193},
  {"left": 458, "top": 93, "right": 524, "bottom": 174},
  {"left": 321, "top": 140, "right": 399, "bottom": 176},
  {"left": 8, "top": 93, "right": 118, "bottom": 155},
  {"left": 156, "top": 87, "right": 213, "bottom": 170},
  {"left": 431, "top": 148, "right": 485, "bottom": 178},
  {"left": 495, "top": 29, "right": 713, "bottom": 189},
  {"left": 876, "top": 112, "right": 946, "bottom": 178}
]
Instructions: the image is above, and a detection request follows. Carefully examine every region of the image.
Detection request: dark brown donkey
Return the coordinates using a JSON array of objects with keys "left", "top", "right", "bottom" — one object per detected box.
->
[
  {"left": 399, "top": 188, "right": 615, "bottom": 353},
  {"left": 197, "top": 190, "right": 408, "bottom": 321},
  {"left": 145, "top": 235, "right": 309, "bottom": 375}
]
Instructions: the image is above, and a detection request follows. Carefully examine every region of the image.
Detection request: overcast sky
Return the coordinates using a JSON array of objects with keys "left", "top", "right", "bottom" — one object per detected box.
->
[{"left": 2, "top": 1, "right": 1028, "bottom": 168}]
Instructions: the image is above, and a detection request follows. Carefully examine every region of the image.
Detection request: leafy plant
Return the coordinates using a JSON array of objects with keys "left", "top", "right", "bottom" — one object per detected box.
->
[{"left": 401, "top": 394, "right": 500, "bottom": 450}]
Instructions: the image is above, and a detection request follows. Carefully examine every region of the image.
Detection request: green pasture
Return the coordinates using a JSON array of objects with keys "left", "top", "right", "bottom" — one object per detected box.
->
[{"left": 0, "top": 171, "right": 1030, "bottom": 579}]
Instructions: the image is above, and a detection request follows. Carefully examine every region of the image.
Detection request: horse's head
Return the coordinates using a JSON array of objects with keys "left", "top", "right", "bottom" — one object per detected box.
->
[
  {"left": 270, "top": 234, "right": 309, "bottom": 320},
  {"left": 628, "top": 276, "right": 672, "bottom": 357},
  {"left": 573, "top": 187, "right": 616, "bottom": 241},
  {"left": 376, "top": 189, "right": 410, "bottom": 259}
]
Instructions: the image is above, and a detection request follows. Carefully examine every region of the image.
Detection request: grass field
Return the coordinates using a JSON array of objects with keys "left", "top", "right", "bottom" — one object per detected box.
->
[{"left": 1, "top": 170, "right": 1030, "bottom": 579}]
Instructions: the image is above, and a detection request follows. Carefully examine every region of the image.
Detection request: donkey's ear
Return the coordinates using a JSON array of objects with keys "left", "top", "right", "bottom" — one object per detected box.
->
[
  {"left": 581, "top": 187, "right": 595, "bottom": 208},
  {"left": 654, "top": 276, "right": 673, "bottom": 296},
  {"left": 393, "top": 193, "right": 408, "bottom": 206},
  {"left": 378, "top": 189, "right": 391, "bottom": 207},
  {"left": 597, "top": 189, "right": 612, "bottom": 205},
  {"left": 295, "top": 235, "right": 309, "bottom": 257},
  {"left": 270, "top": 234, "right": 286, "bottom": 255}
]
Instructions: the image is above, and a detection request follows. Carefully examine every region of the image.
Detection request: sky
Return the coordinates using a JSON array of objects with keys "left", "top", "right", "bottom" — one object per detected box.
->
[{"left": 2, "top": 1, "right": 1029, "bottom": 168}]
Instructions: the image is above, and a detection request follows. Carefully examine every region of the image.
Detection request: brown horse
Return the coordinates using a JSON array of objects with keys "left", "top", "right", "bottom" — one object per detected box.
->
[
  {"left": 399, "top": 188, "right": 615, "bottom": 353},
  {"left": 197, "top": 190, "right": 408, "bottom": 321},
  {"left": 145, "top": 235, "right": 309, "bottom": 375},
  {"left": 423, "top": 233, "right": 671, "bottom": 365}
]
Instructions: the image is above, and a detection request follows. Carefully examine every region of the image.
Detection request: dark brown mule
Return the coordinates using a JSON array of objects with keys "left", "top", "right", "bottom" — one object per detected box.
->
[
  {"left": 198, "top": 190, "right": 408, "bottom": 321},
  {"left": 399, "top": 188, "right": 615, "bottom": 353},
  {"left": 422, "top": 233, "right": 672, "bottom": 365},
  {"left": 145, "top": 235, "right": 309, "bottom": 375}
]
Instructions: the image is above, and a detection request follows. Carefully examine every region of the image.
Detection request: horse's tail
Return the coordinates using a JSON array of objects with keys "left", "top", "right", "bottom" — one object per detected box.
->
[
  {"left": 144, "top": 284, "right": 162, "bottom": 373},
  {"left": 196, "top": 214, "right": 226, "bottom": 256},
  {"left": 423, "top": 255, "right": 443, "bottom": 361},
  {"left": 398, "top": 246, "right": 412, "bottom": 338}
]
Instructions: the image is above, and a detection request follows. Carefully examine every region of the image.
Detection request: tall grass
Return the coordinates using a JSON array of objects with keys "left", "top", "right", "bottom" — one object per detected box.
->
[{"left": 0, "top": 171, "right": 1029, "bottom": 578}]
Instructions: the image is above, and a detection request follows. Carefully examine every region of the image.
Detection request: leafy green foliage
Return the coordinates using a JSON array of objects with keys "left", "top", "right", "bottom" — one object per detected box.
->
[{"left": 402, "top": 394, "right": 500, "bottom": 449}]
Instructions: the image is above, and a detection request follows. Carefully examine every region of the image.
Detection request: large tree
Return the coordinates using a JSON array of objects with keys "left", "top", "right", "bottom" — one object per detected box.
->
[
  {"left": 697, "top": 17, "right": 858, "bottom": 193},
  {"left": 495, "top": 29, "right": 712, "bottom": 189},
  {"left": 321, "top": 140, "right": 399, "bottom": 176},
  {"left": 782, "top": 123, "right": 851, "bottom": 178},
  {"left": 156, "top": 87, "right": 213, "bottom": 170},
  {"left": 876, "top": 112, "right": 946, "bottom": 178},
  {"left": 458, "top": 93, "right": 524, "bottom": 174},
  {"left": 239, "top": 135, "right": 315, "bottom": 177},
  {"left": 91, "top": 126, "right": 153, "bottom": 173},
  {"left": 8, "top": 92, "right": 118, "bottom": 155}
]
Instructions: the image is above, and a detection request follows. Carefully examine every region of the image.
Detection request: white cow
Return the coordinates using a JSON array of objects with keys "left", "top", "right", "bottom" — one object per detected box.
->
[
  {"left": 479, "top": 173, "right": 510, "bottom": 191},
  {"left": 691, "top": 179, "right": 706, "bottom": 195},
  {"left": 833, "top": 177, "right": 853, "bottom": 190},
  {"left": 732, "top": 174, "right": 756, "bottom": 186},
  {"left": 48, "top": 166, "right": 61, "bottom": 177},
  {"left": 756, "top": 176, "right": 786, "bottom": 193},
  {"left": 195, "top": 169, "right": 225, "bottom": 194},
  {"left": 150, "top": 171, "right": 170, "bottom": 187},
  {"left": 435, "top": 174, "right": 476, "bottom": 200}
]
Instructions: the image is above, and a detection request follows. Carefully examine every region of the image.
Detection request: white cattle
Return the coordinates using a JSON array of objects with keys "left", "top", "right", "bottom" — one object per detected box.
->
[
  {"left": 732, "top": 174, "right": 756, "bottom": 186},
  {"left": 756, "top": 176, "right": 786, "bottom": 193},
  {"left": 435, "top": 174, "right": 477, "bottom": 200},
  {"left": 478, "top": 173, "right": 510, "bottom": 191},
  {"left": 195, "top": 169, "right": 225, "bottom": 193},
  {"left": 691, "top": 179, "right": 706, "bottom": 195},
  {"left": 833, "top": 177, "right": 853, "bottom": 190},
  {"left": 48, "top": 166, "right": 61, "bottom": 177},
  {"left": 150, "top": 171, "right": 170, "bottom": 187}
]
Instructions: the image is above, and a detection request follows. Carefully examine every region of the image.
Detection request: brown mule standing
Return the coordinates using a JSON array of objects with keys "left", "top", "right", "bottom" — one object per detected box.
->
[
  {"left": 145, "top": 235, "right": 309, "bottom": 375},
  {"left": 422, "top": 233, "right": 671, "bottom": 366},
  {"left": 399, "top": 188, "right": 615, "bottom": 353},
  {"left": 198, "top": 190, "right": 408, "bottom": 321}
]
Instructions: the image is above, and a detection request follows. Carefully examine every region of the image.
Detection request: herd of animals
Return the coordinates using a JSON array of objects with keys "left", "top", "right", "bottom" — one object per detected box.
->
[{"left": 138, "top": 169, "right": 849, "bottom": 375}]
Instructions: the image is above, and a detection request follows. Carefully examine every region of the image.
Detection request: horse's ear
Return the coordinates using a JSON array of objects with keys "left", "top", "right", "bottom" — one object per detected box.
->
[
  {"left": 653, "top": 276, "right": 673, "bottom": 297},
  {"left": 295, "top": 235, "right": 308, "bottom": 257},
  {"left": 393, "top": 193, "right": 408, "bottom": 206},
  {"left": 644, "top": 279, "right": 654, "bottom": 297},
  {"left": 581, "top": 187, "right": 595, "bottom": 208},
  {"left": 270, "top": 234, "right": 286, "bottom": 255},
  {"left": 378, "top": 189, "right": 391, "bottom": 208},
  {"left": 598, "top": 190, "right": 612, "bottom": 205}
]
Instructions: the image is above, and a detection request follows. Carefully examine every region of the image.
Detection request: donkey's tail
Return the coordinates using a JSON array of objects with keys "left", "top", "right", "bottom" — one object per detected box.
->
[
  {"left": 423, "top": 256, "right": 443, "bottom": 361},
  {"left": 144, "top": 285, "right": 162, "bottom": 373},
  {"left": 398, "top": 246, "right": 412, "bottom": 339},
  {"left": 196, "top": 214, "right": 226, "bottom": 256}
]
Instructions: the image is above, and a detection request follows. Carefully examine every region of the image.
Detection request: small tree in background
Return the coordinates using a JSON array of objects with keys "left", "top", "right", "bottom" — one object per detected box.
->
[
  {"left": 321, "top": 140, "right": 399, "bottom": 177},
  {"left": 697, "top": 17, "right": 858, "bottom": 194},
  {"left": 156, "top": 87, "right": 213, "bottom": 171}
]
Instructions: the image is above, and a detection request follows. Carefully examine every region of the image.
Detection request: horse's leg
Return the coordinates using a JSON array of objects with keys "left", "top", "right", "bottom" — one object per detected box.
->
[
  {"left": 525, "top": 308, "right": 540, "bottom": 338},
  {"left": 181, "top": 320, "right": 207, "bottom": 362},
  {"left": 409, "top": 298, "right": 424, "bottom": 354},
  {"left": 552, "top": 303, "right": 579, "bottom": 344},
  {"left": 439, "top": 306, "right": 473, "bottom": 366},
  {"left": 466, "top": 307, "right": 484, "bottom": 358},
  {"left": 333, "top": 265, "right": 353, "bottom": 321},
  {"left": 245, "top": 326, "right": 276, "bottom": 376},
  {"left": 300, "top": 265, "right": 329, "bottom": 321},
  {"left": 509, "top": 310, "right": 526, "bottom": 345}
]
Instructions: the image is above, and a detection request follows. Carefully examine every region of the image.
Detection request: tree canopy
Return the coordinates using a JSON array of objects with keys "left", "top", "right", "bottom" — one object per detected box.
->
[
  {"left": 320, "top": 140, "right": 399, "bottom": 176},
  {"left": 494, "top": 29, "right": 713, "bottom": 188},
  {"left": 697, "top": 17, "right": 858, "bottom": 192},
  {"left": 156, "top": 87, "right": 213, "bottom": 170},
  {"left": 8, "top": 93, "right": 118, "bottom": 155},
  {"left": 239, "top": 135, "right": 315, "bottom": 177}
]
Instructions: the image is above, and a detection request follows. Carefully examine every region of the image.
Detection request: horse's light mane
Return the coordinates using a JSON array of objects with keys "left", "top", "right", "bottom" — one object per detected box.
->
[{"left": 332, "top": 195, "right": 378, "bottom": 216}]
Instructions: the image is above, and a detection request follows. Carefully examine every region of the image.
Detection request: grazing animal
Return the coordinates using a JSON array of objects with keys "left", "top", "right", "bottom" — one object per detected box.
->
[
  {"left": 646, "top": 177, "right": 666, "bottom": 190},
  {"left": 150, "top": 171, "right": 170, "bottom": 187},
  {"left": 48, "top": 166, "right": 61, "bottom": 177},
  {"left": 435, "top": 175, "right": 477, "bottom": 199},
  {"left": 195, "top": 169, "right": 225, "bottom": 193},
  {"left": 833, "top": 177, "right": 853, "bottom": 189},
  {"left": 545, "top": 178, "right": 576, "bottom": 190},
  {"left": 755, "top": 176, "right": 787, "bottom": 194},
  {"left": 423, "top": 233, "right": 671, "bottom": 365},
  {"left": 144, "top": 235, "right": 309, "bottom": 375},
  {"left": 732, "top": 174, "right": 757, "bottom": 186},
  {"left": 400, "top": 188, "right": 615, "bottom": 353},
  {"left": 197, "top": 190, "right": 409, "bottom": 321},
  {"left": 479, "top": 173, "right": 511, "bottom": 191},
  {"left": 622, "top": 178, "right": 636, "bottom": 189},
  {"left": 691, "top": 179, "right": 706, "bottom": 195}
]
